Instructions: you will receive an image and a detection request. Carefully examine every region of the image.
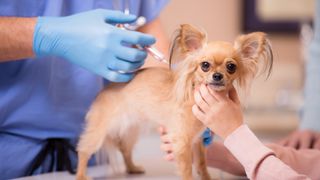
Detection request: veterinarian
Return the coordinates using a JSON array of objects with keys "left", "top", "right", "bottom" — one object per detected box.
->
[{"left": 0, "top": 0, "right": 170, "bottom": 179}]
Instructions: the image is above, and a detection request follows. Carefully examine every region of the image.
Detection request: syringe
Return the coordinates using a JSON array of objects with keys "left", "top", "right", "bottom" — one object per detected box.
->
[
  {"left": 143, "top": 46, "right": 168, "bottom": 64},
  {"left": 116, "top": 24, "right": 168, "bottom": 68}
]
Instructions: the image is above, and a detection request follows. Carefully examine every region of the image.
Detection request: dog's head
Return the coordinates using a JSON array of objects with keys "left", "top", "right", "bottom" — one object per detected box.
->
[{"left": 170, "top": 24, "right": 273, "bottom": 102}]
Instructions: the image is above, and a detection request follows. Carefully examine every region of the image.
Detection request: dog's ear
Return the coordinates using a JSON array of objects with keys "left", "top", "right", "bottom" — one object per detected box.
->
[
  {"left": 169, "top": 24, "right": 207, "bottom": 66},
  {"left": 234, "top": 32, "right": 273, "bottom": 88},
  {"left": 178, "top": 24, "right": 207, "bottom": 53}
]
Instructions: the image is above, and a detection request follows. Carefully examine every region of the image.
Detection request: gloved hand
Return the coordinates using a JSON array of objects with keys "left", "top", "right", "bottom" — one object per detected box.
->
[
  {"left": 202, "top": 128, "right": 213, "bottom": 146},
  {"left": 33, "top": 9, "right": 155, "bottom": 82}
]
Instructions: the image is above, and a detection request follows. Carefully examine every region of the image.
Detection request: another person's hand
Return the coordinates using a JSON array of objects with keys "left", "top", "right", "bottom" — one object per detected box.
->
[
  {"left": 158, "top": 125, "right": 245, "bottom": 176},
  {"left": 192, "top": 84, "right": 243, "bottom": 139},
  {"left": 158, "top": 125, "right": 213, "bottom": 161},
  {"left": 278, "top": 130, "right": 320, "bottom": 150},
  {"left": 158, "top": 126, "right": 175, "bottom": 161},
  {"left": 33, "top": 9, "right": 155, "bottom": 82}
]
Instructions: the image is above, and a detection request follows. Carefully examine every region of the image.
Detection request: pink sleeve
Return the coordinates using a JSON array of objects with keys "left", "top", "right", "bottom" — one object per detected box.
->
[{"left": 224, "top": 124, "right": 310, "bottom": 180}]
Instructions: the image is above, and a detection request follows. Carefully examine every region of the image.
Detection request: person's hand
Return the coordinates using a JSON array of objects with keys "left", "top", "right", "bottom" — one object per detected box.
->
[
  {"left": 158, "top": 126, "right": 246, "bottom": 176},
  {"left": 33, "top": 9, "right": 155, "bottom": 82},
  {"left": 158, "top": 125, "right": 214, "bottom": 161},
  {"left": 277, "top": 129, "right": 320, "bottom": 150},
  {"left": 192, "top": 84, "right": 243, "bottom": 139},
  {"left": 158, "top": 126, "right": 175, "bottom": 161}
]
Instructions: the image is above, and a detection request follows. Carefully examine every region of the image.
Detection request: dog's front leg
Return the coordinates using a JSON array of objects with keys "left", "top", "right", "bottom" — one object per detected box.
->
[
  {"left": 172, "top": 134, "right": 193, "bottom": 180},
  {"left": 193, "top": 139, "right": 211, "bottom": 180}
]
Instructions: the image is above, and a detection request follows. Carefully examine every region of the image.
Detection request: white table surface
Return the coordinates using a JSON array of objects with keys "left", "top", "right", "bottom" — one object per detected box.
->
[{"left": 15, "top": 132, "right": 247, "bottom": 180}]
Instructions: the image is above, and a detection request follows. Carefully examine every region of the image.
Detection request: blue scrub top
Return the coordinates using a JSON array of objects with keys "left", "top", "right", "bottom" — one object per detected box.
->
[
  {"left": 300, "top": 0, "right": 320, "bottom": 132},
  {"left": 0, "top": 0, "right": 168, "bottom": 179}
]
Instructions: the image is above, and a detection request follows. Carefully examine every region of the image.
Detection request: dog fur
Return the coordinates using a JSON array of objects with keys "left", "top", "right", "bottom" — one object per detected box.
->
[{"left": 76, "top": 24, "right": 273, "bottom": 180}]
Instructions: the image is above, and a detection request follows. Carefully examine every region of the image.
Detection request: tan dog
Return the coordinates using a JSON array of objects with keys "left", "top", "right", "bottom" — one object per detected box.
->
[{"left": 76, "top": 24, "right": 273, "bottom": 180}]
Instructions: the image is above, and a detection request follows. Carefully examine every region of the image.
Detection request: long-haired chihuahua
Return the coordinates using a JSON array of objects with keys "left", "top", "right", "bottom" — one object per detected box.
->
[{"left": 76, "top": 24, "right": 273, "bottom": 180}]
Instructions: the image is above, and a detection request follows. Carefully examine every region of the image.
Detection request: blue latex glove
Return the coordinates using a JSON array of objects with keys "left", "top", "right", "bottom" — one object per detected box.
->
[
  {"left": 33, "top": 9, "right": 156, "bottom": 82},
  {"left": 202, "top": 128, "right": 213, "bottom": 147}
]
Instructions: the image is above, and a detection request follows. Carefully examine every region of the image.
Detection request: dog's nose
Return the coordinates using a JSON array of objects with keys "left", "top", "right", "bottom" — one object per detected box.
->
[{"left": 212, "top": 73, "right": 223, "bottom": 81}]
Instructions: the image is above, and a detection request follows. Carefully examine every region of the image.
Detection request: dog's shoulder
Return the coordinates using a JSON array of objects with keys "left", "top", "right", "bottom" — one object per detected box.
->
[
  {"left": 138, "top": 67, "right": 171, "bottom": 74},
  {"left": 136, "top": 67, "right": 172, "bottom": 79},
  {"left": 133, "top": 67, "right": 173, "bottom": 84}
]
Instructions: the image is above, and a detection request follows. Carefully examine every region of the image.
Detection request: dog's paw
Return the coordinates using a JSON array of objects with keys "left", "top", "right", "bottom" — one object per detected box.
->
[
  {"left": 197, "top": 170, "right": 211, "bottom": 180},
  {"left": 76, "top": 174, "right": 92, "bottom": 180},
  {"left": 126, "top": 165, "right": 145, "bottom": 174},
  {"left": 200, "top": 174, "right": 211, "bottom": 180}
]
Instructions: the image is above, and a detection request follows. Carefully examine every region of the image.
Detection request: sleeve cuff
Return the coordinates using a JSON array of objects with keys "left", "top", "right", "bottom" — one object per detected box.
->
[{"left": 224, "top": 124, "right": 275, "bottom": 175}]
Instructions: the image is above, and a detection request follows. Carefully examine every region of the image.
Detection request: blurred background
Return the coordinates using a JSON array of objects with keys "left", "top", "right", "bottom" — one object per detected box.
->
[{"left": 158, "top": 0, "right": 315, "bottom": 139}]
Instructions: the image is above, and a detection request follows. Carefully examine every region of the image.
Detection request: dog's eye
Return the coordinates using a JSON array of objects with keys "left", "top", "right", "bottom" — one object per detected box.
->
[
  {"left": 200, "top": 61, "right": 211, "bottom": 72},
  {"left": 226, "top": 62, "right": 237, "bottom": 74}
]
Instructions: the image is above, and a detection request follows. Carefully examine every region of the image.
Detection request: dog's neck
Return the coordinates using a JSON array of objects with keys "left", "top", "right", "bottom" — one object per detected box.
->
[{"left": 170, "top": 60, "right": 196, "bottom": 105}]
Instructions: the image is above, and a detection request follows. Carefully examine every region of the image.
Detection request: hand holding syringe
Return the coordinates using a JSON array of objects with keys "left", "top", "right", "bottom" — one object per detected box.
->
[{"left": 116, "top": 24, "right": 168, "bottom": 73}]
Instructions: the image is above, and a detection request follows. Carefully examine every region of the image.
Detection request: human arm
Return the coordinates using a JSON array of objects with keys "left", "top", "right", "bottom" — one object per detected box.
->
[
  {"left": 208, "top": 140, "right": 318, "bottom": 179},
  {"left": 0, "top": 17, "right": 36, "bottom": 61},
  {"left": 159, "top": 127, "right": 320, "bottom": 179},
  {"left": 159, "top": 121, "right": 320, "bottom": 179},
  {"left": 223, "top": 124, "right": 309, "bottom": 179},
  {"left": 0, "top": 10, "right": 156, "bottom": 82},
  {"left": 192, "top": 84, "right": 310, "bottom": 179},
  {"left": 208, "top": 141, "right": 320, "bottom": 179}
]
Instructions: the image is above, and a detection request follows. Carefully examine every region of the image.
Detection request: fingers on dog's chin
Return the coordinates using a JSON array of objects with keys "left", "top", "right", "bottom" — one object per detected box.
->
[{"left": 192, "top": 104, "right": 199, "bottom": 114}]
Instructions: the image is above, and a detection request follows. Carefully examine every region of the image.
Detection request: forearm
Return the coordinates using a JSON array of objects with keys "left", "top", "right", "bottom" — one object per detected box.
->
[
  {"left": 0, "top": 17, "right": 36, "bottom": 62},
  {"left": 206, "top": 142, "right": 245, "bottom": 176},
  {"left": 206, "top": 140, "right": 320, "bottom": 179},
  {"left": 224, "top": 125, "right": 309, "bottom": 179}
]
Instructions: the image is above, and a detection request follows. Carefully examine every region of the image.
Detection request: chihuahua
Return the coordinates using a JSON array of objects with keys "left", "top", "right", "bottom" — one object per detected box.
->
[{"left": 76, "top": 24, "right": 273, "bottom": 180}]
